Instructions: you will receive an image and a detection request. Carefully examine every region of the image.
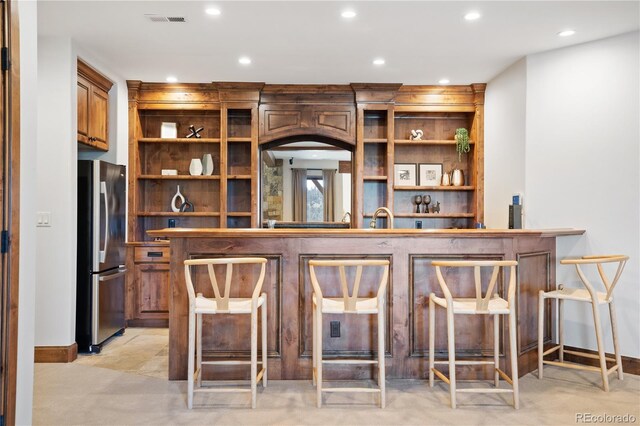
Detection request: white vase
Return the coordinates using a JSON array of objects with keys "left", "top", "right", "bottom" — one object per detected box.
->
[
  {"left": 170, "top": 185, "right": 185, "bottom": 213},
  {"left": 202, "top": 153, "right": 214, "bottom": 175},
  {"left": 189, "top": 158, "right": 203, "bottom": 176}
]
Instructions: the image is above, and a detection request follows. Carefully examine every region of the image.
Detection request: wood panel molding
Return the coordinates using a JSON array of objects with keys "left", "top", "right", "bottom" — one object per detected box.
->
[
  {"left": 516, "top": 251, "right": 552, "bottom": 355},
  {"left": 34, "top": 343, "right": 78, "bottom": 363},
  {"left": 77, "top": 59, "right": 113, "bottom": 92}
]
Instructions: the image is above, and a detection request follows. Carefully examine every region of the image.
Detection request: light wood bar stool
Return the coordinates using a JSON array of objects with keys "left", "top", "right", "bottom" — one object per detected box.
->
[
  {"left": 538, "top": 254, "right": 628, "bottom": 391},
  {"left": 429, "top": 260, "right": 519, "bottom": 409},
  {"left": 184, "top": 257, "right": 268, "bottom": 409},
  {"left": 309, "top": 259, "right": 390, "bottom": 408}
]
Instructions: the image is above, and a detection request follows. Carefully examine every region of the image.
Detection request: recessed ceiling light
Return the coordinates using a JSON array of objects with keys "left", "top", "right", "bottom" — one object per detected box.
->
[
  {"left": 464, "top": 11, "right": 481, "bottom": 21},
  {"left": 558, "top": 30, "right": 576, "bottom": 37},
  {"left": 373, "top": 58, "right": 385, "bottom": 66},
  {"left": 438, "top": 78, "right": 450, "bottom": 85},
  {"left": 205, "top": 7, "right": 221, "bottom": 16},
  {"left": 166, "top": 76, "right": 178, "bottom": 83},
  {"left": 238, "top": 56, "right": 252, "bottom": 65},
  {"left": 341, "top": 10, "right": 356, "bottom": 19}
]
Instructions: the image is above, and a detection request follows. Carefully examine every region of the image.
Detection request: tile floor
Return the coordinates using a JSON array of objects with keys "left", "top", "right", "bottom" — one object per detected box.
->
[{"left": 33, "top": 328, "right": 640, "bottom": 425}]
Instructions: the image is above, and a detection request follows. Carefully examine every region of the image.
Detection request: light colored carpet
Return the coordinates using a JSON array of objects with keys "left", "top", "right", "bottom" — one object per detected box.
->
[{"left": 33, "top": 328, "right": 640, "bottom": 425}]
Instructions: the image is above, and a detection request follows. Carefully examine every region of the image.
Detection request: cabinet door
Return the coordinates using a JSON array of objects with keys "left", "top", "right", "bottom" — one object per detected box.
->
[
  {"left": 134, "top": 263, "right": 170, "bottom": 319},
  {"left": 88, "top": 85, "right": 109, "bottom": 151},
  {"left": 77, "top": 76, "right": 90, "bottom": 144}
]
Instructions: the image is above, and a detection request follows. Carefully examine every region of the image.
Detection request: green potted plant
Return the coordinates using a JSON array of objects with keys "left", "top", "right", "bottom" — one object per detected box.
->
[{"left": 455, "top": 128, "right": 470, "bottom": 161}]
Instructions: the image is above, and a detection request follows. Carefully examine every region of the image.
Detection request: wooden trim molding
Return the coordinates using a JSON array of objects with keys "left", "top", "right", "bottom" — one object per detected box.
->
[
  {"left": 77, "top": 59, "right": 113, "bottom": 92},
  {"left": 34, "top": 344, "right": 78, "bottom": 363},
  {"left": 563, "top": 345, "right": 640, "bottom": 376}
]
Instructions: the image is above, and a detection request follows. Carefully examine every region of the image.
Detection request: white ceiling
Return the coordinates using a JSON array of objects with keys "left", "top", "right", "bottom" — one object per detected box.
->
[{"left": 38, "top": 1, "right": 639, "bottom": 85}]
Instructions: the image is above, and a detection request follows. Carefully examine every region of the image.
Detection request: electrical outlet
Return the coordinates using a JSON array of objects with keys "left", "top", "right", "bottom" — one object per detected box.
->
[
  {"left": 330, "top": 321, "right": 340, "bottom": 338},
  {"left": 37, "top": 212, "right": 52, "bottom": 227}
]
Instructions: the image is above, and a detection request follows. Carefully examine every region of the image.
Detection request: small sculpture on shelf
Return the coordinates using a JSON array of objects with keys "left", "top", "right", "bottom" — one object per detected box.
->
[
  {"left": 422, "top": 195, "right": 431, "bottom": 213},
  {"left": 433, "top": 201, "right": 441, "bottom": 214},
  {"left": 410, "top": 129, "right": 424, "bottom": 141},
  {"left": 170, "top": 185, "right": 185, "bottom": 213},
  {"left": 413, "top": 195, "right": 422, "bottom": 213},
  {"left": 186, "top": 124, "right": 204, "bottom": 139},
  {"left": 179, "top": 199, "right": 194, "bottom": 212}
]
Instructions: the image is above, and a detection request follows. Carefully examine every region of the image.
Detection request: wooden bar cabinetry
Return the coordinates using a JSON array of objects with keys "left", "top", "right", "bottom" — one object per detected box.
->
[
  {"left": 126, "top": 242, "right": 170, "bottom": 327},
  {"left": 77, "top": 59, "right": 113, "bottom": 151}
]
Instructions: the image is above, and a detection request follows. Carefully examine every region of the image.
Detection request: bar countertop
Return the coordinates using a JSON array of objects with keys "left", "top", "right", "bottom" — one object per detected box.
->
[{"left": 148, "top": 227, "right": 585, "bottom": 239}]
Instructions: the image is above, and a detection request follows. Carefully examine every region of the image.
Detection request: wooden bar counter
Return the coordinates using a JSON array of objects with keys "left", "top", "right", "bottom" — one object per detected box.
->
[{"left": 147, "top": 228, "right": 584, "bottom": 381}]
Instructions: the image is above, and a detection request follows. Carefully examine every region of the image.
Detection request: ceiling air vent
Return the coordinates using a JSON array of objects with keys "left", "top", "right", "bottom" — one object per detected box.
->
[{"left": 145, "top": 14, "right": 187, "bottom": 23}]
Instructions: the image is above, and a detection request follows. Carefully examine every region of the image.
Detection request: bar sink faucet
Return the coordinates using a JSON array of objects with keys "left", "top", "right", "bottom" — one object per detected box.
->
[{"left": 370, "top": 207, "right": 394, "bottom": 229}]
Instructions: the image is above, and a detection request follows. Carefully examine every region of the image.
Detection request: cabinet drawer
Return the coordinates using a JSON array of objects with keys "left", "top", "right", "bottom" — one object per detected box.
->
[{"left": 134, "top": 246, "right": 169, "bottom": 263}]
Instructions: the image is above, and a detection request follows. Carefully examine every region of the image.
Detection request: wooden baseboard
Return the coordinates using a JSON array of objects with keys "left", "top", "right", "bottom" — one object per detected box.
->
[
  {"left": 126, "top": 318, "right": 169, "bottom": 328},
  {"left": 34, "top": 343, "right": 78, "bottom": 363},
  {"left": 563, "top": 345, "right": 639, "bottom": 376}
]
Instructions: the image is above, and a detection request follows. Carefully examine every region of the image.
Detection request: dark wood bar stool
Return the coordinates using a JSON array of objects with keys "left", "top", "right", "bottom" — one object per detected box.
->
[
  {"left": 538, "top": 254, "right": 628, "bottom": 391},
  {"left": 429, "top": 260, "right": 519, "bottom": 409},
  {"left": 309, "top": 259, "right": 390, "bottom": 408},
  {"left": 184, "top": 257, "right": 268, "bottom": 409}
]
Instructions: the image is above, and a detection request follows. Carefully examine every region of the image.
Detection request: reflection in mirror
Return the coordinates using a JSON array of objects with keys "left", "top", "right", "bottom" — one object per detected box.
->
[{"left": 261, "top": 142, "right": 352, "bottom": 228}]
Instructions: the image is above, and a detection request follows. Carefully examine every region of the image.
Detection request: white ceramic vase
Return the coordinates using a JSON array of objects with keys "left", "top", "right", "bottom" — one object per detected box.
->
[
  {"left": 202, "top": 153, "right": 214, "bottom": 175},
  {"left": 189, "top": 158, "right": 203, "bottom": 176},
  {"left": 170, "top": 185, "right": 185, "bottom": 213}
]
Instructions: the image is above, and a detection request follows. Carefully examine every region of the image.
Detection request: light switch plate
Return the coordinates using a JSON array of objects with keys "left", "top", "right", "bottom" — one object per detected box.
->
[{"left": 37, "top": 212, "right": 52, "bottom": 227}]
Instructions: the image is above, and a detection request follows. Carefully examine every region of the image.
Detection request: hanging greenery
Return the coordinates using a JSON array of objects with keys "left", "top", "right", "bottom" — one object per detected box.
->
[{"left": 455, "top": 128, "right": 470, "bottom": 161}]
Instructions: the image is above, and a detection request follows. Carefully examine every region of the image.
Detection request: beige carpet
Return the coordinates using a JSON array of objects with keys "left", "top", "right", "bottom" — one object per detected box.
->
[{"left": 33, "top": 328, "right": 640, "bottom": 425}]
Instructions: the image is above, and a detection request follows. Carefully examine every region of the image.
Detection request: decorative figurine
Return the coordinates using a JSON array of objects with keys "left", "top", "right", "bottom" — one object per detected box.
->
[
  {"left": 413, "top": 195, "right": 423, "bottom": 213},
  {"left": 179, "top": 198, "right": 194, "bottom": 212},
  {"left": 186, "top": 124, "right": 204, "bottom": 138},
  {"left": 422, "top": 195, "right": 431, "bottom": 213},
  {"left": 410, "top": 129, "right": 424, "bottom": 141},
  {"left": 170, "top": 185, "right": 185, "bottom": 213},
  {"left": 433, "top": 201, "right": 441, "bottom": 214}
]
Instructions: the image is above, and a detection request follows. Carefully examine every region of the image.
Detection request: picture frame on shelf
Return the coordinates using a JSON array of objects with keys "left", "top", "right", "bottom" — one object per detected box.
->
[
  {"left": 419, "top": 163, "right": 443, "bottom": 186},
  {"left": 394, "top": 163, "right": 417, "bottom": 187}
]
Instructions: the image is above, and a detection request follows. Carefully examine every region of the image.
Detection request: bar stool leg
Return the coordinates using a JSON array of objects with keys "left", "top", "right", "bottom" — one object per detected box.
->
[
  {"left": 609, "top": 301, "right": 624, "bottom": 380},
  {"left": 312, "top": 301, "right": 317, "bottom": 386},
  {"left": 446, "top": 307, "right": 456, "bottom": 409},
  {"left": 558, "top": 299, "right": 564, "bottom": 362},
  {"left": 428, "top": 295, "right": 435, "bottom": 387},
  {"left": 494, "top": 313, "right": 500, "bottom": 387},
  {"left": 316, "top": 309, "right": 323, "bottom": 408},
  {"left": 591, "top": 302, "right": 609, "bottom": 392},
  {"left": 509, "top": 307, "right": 520, "bottom": 409},
  {"left": 538, "top": 291, "right": 544, "bottom": 379},
  {"left": 187, "top": 309, "right": 195, "bottom": 409},
  {"left": 251, "top": 309, "right": 258, "bottom": 408},
  {"left": 196, "top": 313, "right": 203, "bottom": 388},
  {"left": 378, "top": 306, "right": 386, "bottom": 408},
  {"left": 262, "top": 293, "right": 268, "bottom": 388}
]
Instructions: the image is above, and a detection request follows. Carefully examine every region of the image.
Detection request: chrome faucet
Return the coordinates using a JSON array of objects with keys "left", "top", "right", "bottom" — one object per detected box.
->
[
  {"left": 370, "top": 207, "right": 394, "bottom": 229},
  {"left": 341, "top": 211, "right": 352, "bottom": 223}
]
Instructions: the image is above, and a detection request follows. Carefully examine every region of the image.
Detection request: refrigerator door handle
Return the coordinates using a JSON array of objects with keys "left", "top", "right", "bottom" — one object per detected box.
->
[
  {"left": 98, "top": 269, "right": 126, "bottom": 282},
  {"left": 99, "top": 181, "right": 109, "bottom": 263}
]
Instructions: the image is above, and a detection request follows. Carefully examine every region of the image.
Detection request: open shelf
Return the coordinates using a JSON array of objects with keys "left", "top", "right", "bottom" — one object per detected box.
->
[
  {"left": 227, "top": 212, "right": 252, "bottom": 217},
  {"left": 227, "top": 175, "right": 252, "bottom": 180},
  {"left": 394, "top": 139, "right": 475, "bottom": 145},
  {"left": 364, "top": 175, "right": 388, "bottom": 181},
  {"left": 364, "top": 138, "right": 388, "bottom": 144},
  {"left": 138, "top": 138, "right": 221, "bottom": 144},
  {"left": 228, "top": 137, "right": 252, "bottom": 142},
  {"left": 136, "top": 212, "right": 221, "bottom": 217},
  {"left": 394, "top": 185, "right": 474, "bottom": 191},
  {"left": 138, "top": 175, "right": 221, "bottom": 180},
  {"left": 394, "top": 213, "right": 475, "bottom": 218}
]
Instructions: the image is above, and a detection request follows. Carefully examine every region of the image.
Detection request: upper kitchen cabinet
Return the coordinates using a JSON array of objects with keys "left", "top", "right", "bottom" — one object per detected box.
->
[{"left": 77, "top": 59, "right": 113, "bottom": 151}]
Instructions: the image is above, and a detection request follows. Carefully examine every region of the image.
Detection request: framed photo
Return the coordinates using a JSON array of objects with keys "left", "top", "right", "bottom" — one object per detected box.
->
[
  {"left": 419, "top": 163, "right": 443, "bottom": 186},
  {"left": 394, "top": 163, "right": 417, "bottom": 187}
]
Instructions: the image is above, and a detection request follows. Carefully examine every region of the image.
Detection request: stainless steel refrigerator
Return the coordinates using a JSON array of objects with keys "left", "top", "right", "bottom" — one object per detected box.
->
[{"left": 76, "top": 160, "right": 127, "bottom": 353}]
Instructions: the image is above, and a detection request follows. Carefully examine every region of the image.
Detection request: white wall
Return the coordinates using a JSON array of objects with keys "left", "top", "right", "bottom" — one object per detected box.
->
[
  {"left": 35, "top": 36, "right": 77, "bottom": 346},
  {"left": 485, "top": 58, "right": 526, "bottom": 229},
  {"left": 526, "top": 32, "right": 639, "bottom": 357},
  {"left": 487, "top": 31, "right": 640, "bottom": 358},
  {"left": 16, "top": 2, "right": 38, "bottom": 424},
  {"left": 35, "top": 37, "right": 129, "bottom": 348}
]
